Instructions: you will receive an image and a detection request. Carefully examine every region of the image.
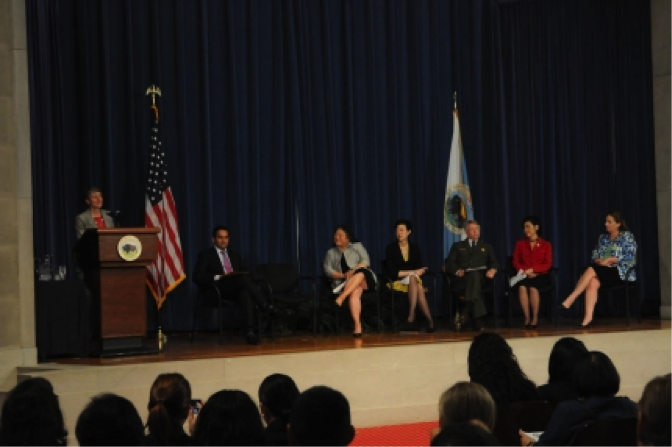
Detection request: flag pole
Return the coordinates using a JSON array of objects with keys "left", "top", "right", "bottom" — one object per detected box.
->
[{"left": 146, "top": 84, "right": 167, "bottom": 352}]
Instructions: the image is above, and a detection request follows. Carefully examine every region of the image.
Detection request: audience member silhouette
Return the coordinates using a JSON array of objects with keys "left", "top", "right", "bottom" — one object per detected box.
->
[
  {"left": 519, "top": 351, "right": 637, "bottom": 446},
  {"left": 145, "top": 373, "right": 194, "bottom": 446},
  {"left": 288, "top": 386, "right": 355, "bottom": 446},
  {"left": 258, "top": 373, "right": 300, "bottom": 446},
  {"left": 75, "top": 393, "right": 144, "bottom": 446},
  {"left": 637, "top": 373, "right": 671, "bottom": 446},
  {"left": 191, "top": 389, "right": 264, "bottom": 446},
  {"left": 0, "top": 377, "right": 67, "bottom": 446},
  {"left": 468, "top": 332, "right": 538, "bottom": 414},
  {"left": 431, "top": 421, "right": 499, "bottom": 446},
  {"left": 536, "top": 337, "right": 588, "bottom": 408},
  {"left": 431, "top": 381, "right": 497, "bottom": 441}
]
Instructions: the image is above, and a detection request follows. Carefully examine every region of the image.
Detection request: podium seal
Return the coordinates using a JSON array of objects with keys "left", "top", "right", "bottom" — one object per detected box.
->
[{"left": 118, "top": 235, "right": 142, "bottom": 261}]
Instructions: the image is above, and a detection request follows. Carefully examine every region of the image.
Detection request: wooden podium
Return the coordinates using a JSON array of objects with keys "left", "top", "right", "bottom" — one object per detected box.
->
[{"left": 76, "top": 227, "right": 160, "bottom": 356}]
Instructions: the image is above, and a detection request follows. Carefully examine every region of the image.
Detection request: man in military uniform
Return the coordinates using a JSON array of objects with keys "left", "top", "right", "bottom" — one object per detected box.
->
[{"left": 445, "top": 220, "right": 499, "bottom": 331}]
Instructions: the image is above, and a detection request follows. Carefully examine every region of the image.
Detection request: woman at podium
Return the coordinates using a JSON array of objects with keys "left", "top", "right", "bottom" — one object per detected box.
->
[{"left": 75, "top": 187, "right": 114, "bottom": 239}]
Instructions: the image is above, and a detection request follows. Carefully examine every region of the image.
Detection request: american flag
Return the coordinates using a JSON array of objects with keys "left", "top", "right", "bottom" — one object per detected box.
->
[{"left": 145, "top": 104, "right": 186, "bottom": 308}]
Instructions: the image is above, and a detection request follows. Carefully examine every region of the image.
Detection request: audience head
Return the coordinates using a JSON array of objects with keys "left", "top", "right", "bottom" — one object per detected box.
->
[
  {"left": 438, "top": 382, "right": 496, "bottom": 431},
  {"left": 288, "top": 385, "right": 355, "bottom": 446},
  {"left": 333, "top": 225, "right": 357, "bottom": 247},
  {"left": 522, "top": 215, "right": 542, "bottom": 237},
  {"left": 637, "top": 373, "right": 671, "bottom": 446},
  {"left": 607, "top": 211, "right": 629, "bottom": 232},
  {"left": 572, "top": 351, "right": 620, "bottom": 399},
  {"left": 192, "top": 389, "right": 264, "bottom": 446},
  {"left": 146, "top": 373, "right": 192, "bottom": 445},
  {"left": 75, "top": 393, "right": 144, "bottom": 446},
  {"left": 431, "top": 421, "right": 499, "bottom": 446},
  {"left": 0, "top": 377, "right": 67, "bottom": 446},
  {"left": 258, "top": 373, "right": 300, "bottom": 426},
  {"left": 547, "top": 337, "right": 588, "bottom": 383},
  {"left": 468, "top": 332, "right": 536, "bottom": 410}
]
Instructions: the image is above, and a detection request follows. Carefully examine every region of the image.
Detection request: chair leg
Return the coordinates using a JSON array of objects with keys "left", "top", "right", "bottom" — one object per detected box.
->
[
  {"left": 259, "top": 307, "right": 264, "bottom": 342},
  {"left": 635, "top": 284, "right": 641, "bottom": 324},
  {"left": 552, "top": 291, "right": 558, "bottom": 328},
  {"left": 377, "top": 290, "right": 381, "bottom": 333},
  {"left": 625, "top": 288, "right": 630, "bottom": 326},
  {"left": 191, "top": 295, "right": 201, "bottom": 344},
  {"left": 313, "top": 299, "right": 317, "bottom": 337},
  {"left": 391, "top": 291, "right": 396, "bottom": 332},
  {"left": 336, "top": 305, "right": 341, "bottom": 335},
  {"left": 218, "top": 302, "right": 224, "bottom": 345},
  {"left": 507, "top": 290, "right": 512, "bottom": 328}
]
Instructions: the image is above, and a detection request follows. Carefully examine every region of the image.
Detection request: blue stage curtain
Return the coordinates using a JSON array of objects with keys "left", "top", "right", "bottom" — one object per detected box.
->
[{"left": 26, "top": 0, "right": 659, "bottom": 331}]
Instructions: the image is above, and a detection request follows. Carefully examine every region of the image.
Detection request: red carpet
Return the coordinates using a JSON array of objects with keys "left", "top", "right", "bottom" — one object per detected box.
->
[{"left": 351, "top": 421, "right": 438, "bottom": 446}]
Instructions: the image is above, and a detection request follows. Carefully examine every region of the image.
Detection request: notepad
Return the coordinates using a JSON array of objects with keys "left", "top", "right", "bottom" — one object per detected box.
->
[{"left": 333, "top": 281, "right": 347, "bottom": 293}]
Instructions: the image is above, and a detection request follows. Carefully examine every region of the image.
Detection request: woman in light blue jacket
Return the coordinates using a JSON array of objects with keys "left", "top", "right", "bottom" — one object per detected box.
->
[{"left": 560, "top": 211, "right": 637, "bottom": 328}]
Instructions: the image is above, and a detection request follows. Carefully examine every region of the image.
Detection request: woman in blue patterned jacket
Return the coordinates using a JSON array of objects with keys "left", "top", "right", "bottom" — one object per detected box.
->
[{"left": 559, "top": 211, "right": 637, "bottom": 328}]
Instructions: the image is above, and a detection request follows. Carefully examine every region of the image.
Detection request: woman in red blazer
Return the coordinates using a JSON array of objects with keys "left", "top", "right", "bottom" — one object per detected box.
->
[{"left": 512, "top": 216, "right": 552, "bottom": 329}]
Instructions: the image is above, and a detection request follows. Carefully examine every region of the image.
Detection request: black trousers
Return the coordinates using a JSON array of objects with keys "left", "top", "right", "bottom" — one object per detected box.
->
[
  {"left": 451, "top": 271, "right": 488, "bottom": 319},
  {"left": 205, "top": 274, "right": 267, "bottom": 331}
]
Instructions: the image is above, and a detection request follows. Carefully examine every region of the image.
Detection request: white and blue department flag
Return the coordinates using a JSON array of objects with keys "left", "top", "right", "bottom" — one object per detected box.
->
[{"left": 443, "top": 108, "right": 474, "bottom": 257}]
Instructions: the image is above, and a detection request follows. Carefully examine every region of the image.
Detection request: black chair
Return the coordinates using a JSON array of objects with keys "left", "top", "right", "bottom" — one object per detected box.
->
[
  {"left": 441, "top": 269, "right": 499, "bottom": 330},
  {"left": 493, "top": 400, "right": 553, "bottom": 446},
  {"left": 190, "top": 282, "right": 263, "bottom": 345},
  {"left": 254, "top": 263, "right": 317, "bottom": 338},
  {"left": 380, "top": 260, "right": 438, "bottom": 332},
  {"left": 504, "top": 256, "right": 559, "bottom": 327},
  {"left": 317, "top": 275, "right": 381, "bottom": 335},
  {"left": 600, "top": 260, "right": 639, "bottom": 326},
  {"left": 571, "top": 417, "right": 638, "bottom": 446}
]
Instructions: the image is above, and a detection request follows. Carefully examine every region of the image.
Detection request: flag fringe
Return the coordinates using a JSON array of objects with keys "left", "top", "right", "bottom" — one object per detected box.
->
[{"left": 147, "top": 273, "right": 186, "bottom": 310}]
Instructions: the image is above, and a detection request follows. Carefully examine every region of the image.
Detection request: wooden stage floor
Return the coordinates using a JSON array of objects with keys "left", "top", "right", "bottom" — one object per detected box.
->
[{"left": 51, "top": 318, "right": 671, "bottom": 367}]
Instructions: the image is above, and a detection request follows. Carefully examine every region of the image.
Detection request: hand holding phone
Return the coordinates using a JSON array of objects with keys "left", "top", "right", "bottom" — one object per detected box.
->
[{"left": 191, "top": 399, "right": 203, "bottom": 414}]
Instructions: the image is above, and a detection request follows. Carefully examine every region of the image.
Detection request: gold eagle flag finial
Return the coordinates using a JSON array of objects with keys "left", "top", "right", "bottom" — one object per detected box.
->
[{"left": 146, "top": 85, "right": 162, "bottom": 121}]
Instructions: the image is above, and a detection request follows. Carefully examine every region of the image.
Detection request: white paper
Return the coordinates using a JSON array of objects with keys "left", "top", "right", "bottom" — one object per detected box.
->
[
  {"left": 399, "top": 273, "right": 422, "bottom": 285},
  {"left": 332, "top": 281, "right": 346, "bottom": 293},
  {"left": 509, "top": 269, "right": 527, "bottom": 287},
  {"left": 524, "top": 432, "right": 543, "bottom": 442}
]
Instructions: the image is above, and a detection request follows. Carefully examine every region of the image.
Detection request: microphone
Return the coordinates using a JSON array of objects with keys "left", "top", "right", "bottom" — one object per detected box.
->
[{"left": 107, "top": 210, "right": 125, "bottom": 226}]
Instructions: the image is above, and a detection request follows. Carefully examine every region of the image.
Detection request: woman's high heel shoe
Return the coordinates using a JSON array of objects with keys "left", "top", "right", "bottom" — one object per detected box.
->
[{"left": 576, "top": 321, "right": 593, "bottom": 329}]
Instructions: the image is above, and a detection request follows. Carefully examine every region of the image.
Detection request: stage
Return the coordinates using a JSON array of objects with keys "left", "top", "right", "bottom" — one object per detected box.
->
[{"left": 17, "top": 319, "right": 671, "bottom": 445}]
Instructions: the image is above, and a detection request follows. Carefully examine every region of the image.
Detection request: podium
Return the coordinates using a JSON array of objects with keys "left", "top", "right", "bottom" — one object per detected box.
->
[{"left": 75, "top": 227, "right": 160, "bottom": 356}]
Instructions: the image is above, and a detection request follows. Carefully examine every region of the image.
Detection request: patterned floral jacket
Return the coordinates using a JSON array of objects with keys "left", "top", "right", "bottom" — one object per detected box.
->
[{"left": 591, "top": 231, "right": 637, "bottom": 281}]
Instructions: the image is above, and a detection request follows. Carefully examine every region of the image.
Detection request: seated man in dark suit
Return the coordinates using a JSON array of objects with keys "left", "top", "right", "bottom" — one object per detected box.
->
[
  {"left": 445, "top": 220, "right": 499, "bottom": 331},
  {"left": 193, "top": 225, "right": 274, "bottom": 345}
]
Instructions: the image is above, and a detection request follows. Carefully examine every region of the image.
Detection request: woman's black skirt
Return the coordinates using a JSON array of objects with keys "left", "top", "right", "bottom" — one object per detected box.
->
[
  {"left": 592, "top": 265, "right": 623, "bottom": 288},
  {"left": 515, "top": 273, "right": 551, "bottom": 290},
  {"left": 354, "top": 268, "right": 376, "bottom": 290}
]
